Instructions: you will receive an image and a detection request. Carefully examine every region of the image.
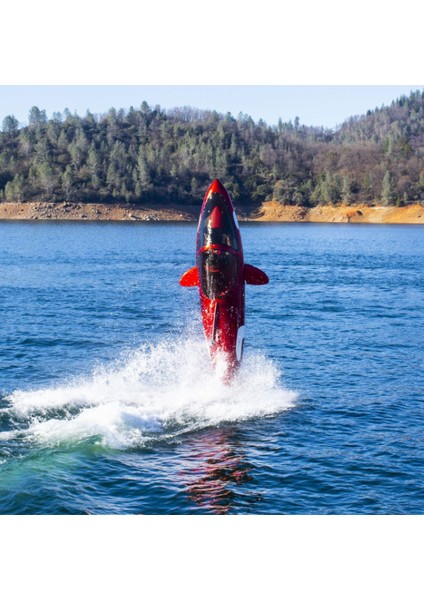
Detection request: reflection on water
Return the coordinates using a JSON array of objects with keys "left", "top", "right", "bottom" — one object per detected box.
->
[{"left": 179, "top": 428, "right": 257, "bottom": 514}]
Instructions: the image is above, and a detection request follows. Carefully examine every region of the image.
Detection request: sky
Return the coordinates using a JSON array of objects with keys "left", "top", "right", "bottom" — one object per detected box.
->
[{"left": 0, "top": 85, "right": 422, "bottom": 130}]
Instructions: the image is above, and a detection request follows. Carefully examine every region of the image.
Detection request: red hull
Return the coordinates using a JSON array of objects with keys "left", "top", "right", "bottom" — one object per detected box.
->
[{"left": 180, "top": 179, "right": 268, "bottom": 378}]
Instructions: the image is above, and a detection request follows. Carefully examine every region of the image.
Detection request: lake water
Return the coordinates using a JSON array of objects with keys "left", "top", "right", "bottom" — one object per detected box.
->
[{"left": 0, "top": 220, "right": 423, "bottom": 514}]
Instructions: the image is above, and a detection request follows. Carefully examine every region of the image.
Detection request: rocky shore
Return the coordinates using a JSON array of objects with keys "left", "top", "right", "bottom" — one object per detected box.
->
[
  {"left": 1, "top": 200, "right": 423, "bottom": 224},
  {"left": 0, "top": 201, "right": 199, "bottom": 222}
]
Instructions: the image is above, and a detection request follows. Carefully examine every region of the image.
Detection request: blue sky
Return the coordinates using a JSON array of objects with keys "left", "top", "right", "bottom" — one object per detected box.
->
[{"left": 0, "top": 85, "right": 421, "bottom": 130}]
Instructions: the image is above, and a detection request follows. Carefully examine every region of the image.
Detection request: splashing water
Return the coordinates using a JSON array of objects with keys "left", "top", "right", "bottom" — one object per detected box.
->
[{"left": 2, "top": 336, "right": 297, "bottom": 450}]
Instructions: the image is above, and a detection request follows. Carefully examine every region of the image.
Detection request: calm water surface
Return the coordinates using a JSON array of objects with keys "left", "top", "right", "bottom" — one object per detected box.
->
[{"left": 0, "top": 221, "right": 423, "bottom": 514}]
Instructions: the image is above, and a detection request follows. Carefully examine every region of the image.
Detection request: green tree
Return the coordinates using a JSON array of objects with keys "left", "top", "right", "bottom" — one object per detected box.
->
[
  {"left": 28, "top": 106, "right": 47, "bottom": 126},
  {"left": 87, "top": 143, "right": 101, "bottom": 187},
  {"left": 61, "top": 165, "right": 74, "bottom": 201},
  {"left": 136, "top": 147, "right": 152, "bottom": 189},
  {"left": 68, "top": 140, "right": 84, "bottom": 169},
  {"left": 32, "top": 162, "right": 56, "bottom": 198},
  {"left": 321, "top": 172, "right": 338, "bottom": 204},
  {"left": 19, "top": 129, "right": 34, "bottom": 156},
  {"left": 382, "top": 170, "right": 395, "bottom": 206},
  {"left": 34, "top": 137, "right": 50, "bottom": 163},
  {"left": 4, "top": 174, "right": 25, "bottom": 201},
  {"left": 2, "top": 115, "right": 19, "bottom": 134},
  {"left": 341, "top": 176, "right": 352, "bottom": 204}
]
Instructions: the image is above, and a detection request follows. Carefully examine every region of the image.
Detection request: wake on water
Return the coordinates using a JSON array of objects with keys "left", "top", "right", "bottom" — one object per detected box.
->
[{"left": 1, "top": 336, "right": 297, "bottom": 451}]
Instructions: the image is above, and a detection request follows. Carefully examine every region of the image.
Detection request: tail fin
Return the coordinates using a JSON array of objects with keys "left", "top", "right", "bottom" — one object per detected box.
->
[
  {"left": 180, "top": 266, "right": 199, "bottom": 287},
  {"left": 244, "top": 264, "right": 269, "bottom": 285}
]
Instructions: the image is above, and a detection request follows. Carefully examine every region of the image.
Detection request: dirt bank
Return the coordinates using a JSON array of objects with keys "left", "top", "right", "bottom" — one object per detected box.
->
[
  {"left": 1, "top": 200, "right": 423, "bottom": 224},
  {"left": 255, "top": 200, "right": 424, "bottom": 224}
]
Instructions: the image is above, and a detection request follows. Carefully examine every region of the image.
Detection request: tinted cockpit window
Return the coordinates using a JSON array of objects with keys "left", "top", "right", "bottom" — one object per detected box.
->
[
  {"left": 197, "top": 193, "right": 238, "bottom": 251},
  {"left": 199, "top": 249, "right": 239, "bottom": 299}
]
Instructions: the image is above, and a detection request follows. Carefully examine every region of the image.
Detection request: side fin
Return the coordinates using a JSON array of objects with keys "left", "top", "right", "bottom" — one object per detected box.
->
[
  {"left": 180, "top": 266, "right": 200, "bottom": 287},
  {"left": 244, "top": 263, "right": 269, "bottom": 285}
]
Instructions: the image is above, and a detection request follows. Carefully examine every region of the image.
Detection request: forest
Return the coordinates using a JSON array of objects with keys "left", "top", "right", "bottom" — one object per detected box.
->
[{"left": 1, "top": 90, "right": 424, "bottom": 207}]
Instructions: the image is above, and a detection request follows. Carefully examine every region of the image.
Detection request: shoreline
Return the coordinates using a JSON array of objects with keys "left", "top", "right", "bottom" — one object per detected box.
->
[{"left": 0, "top": 200, "right": 423, "bottom": 224}]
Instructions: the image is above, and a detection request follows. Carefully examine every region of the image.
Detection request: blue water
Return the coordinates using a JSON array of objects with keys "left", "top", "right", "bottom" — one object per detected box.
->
[{"left": 1, "top": 220, "right": 423, "bottom": 514}]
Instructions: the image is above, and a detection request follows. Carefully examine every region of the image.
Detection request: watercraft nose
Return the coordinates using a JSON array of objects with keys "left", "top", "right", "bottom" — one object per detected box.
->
[{"left": 208, "top": 178, "right": 227, "bottom": 197}]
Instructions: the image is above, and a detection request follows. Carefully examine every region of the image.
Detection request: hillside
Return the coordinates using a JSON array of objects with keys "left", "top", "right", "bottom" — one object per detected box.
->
[{"left": 1, "top": 90, "right": 424, "bottom": 209}]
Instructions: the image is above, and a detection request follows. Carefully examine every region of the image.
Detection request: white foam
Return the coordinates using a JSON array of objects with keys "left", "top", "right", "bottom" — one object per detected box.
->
[{"left": 4, "top": 336, "right": 297, "bottom": 449}]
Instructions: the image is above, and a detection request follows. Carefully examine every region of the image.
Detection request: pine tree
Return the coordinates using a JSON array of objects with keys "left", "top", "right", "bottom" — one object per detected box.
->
[
  {"left": 341, "top": 176, "right": 352, "bottom": 204},
  {"left": 62, "top": 165, "right": 74, "bottom": 201},
  {"left": 2, "top": 115, "right": 19, "bottom": 134},
  {"left": 28, "top": 106, "right": 47, "bottom": 126},
  {"left": 382, "top": 170, "right": 395, "bottom": 206},
  {"left": 4, "top": 174, "right": 25, "bottom": 201}
]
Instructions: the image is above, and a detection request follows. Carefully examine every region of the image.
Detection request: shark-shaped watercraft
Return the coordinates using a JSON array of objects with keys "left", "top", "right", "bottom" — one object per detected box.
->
[{"left": 180, "top": 179, "right": 268, "bottom": 378}]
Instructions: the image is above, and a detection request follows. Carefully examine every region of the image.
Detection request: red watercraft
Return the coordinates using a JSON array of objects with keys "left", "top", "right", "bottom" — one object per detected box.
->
[{"left": 180, "top": 179, "right": 268, "bottom": 378}]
